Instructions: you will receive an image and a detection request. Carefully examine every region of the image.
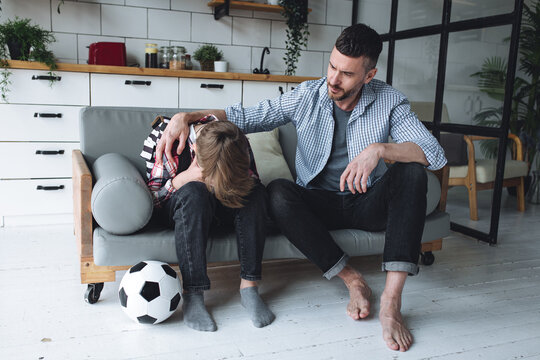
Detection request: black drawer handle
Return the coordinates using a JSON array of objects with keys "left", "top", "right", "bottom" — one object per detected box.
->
[
  {"left": 125, "top": 80, "right": 151, "bottom": 86},
  {"left": 32, "top": 75, "right": 62, "bottom": 81},
  {"left": 200, "top": 84, "right": 224, "bottom": 89},
  {"left": 36, "top": 185, "right": 65, "bottom": 191},
  {"left": 34, "top": 113, "right": 63, "bottom": 118},
  {"left": 35, "top": 150, "right": 65, "bottom": 155}
]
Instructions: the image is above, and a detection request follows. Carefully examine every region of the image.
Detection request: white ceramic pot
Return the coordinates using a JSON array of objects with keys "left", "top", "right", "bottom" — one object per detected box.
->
[
  {"left": 267, "top": 0, "right": 280, "bottom": 5},
  {"left": 214, "top": 61, "right": 228, "bottom": 72}
]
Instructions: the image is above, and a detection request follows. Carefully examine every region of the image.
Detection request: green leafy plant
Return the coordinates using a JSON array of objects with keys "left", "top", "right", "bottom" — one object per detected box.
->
[
  {"left": 279, "top": 0, "right": 309, "bottom": 76},
  {"left": 193, "top": 44, "right": 223, "bottom": 71},
  {"left": 471, "top": 1, "right": 540, "bottom": 170},
  {"left": 0, "top": 17, "right": 57, "bottom": 102}
]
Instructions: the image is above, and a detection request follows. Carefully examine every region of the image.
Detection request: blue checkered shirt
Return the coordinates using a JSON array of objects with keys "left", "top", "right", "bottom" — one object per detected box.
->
[{"left": 225, "top": 77, "right": 447, "bottom": 189}]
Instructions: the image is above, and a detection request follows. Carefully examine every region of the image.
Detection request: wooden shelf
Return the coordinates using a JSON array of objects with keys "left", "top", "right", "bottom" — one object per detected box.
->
[{"left": 207, "top": 1, "right": 311, "bottom": 14}]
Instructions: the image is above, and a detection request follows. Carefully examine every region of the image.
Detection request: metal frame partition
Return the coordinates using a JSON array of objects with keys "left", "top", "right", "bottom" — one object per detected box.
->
[{"left": 353, "top": 0, "right": 524, "bottom": 245}]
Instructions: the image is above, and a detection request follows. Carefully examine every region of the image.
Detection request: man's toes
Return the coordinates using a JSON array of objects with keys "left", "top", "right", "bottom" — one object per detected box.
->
[{"left": 384, "top": 334, "right": 399, "bottom": 351}]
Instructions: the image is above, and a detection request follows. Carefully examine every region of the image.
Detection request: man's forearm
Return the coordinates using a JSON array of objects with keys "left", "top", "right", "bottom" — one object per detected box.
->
[
  {"left": 379, "top": 142, "right": 429, "bottom": 166},
  {"left": 183, "top": 109, "right": 227, "bottom": 124}
]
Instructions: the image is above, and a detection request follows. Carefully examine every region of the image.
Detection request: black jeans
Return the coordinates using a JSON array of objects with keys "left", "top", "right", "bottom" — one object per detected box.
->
[
  {"left": 156, "top": 181, "right": 268, "bottom": 291},
  {"left": 267, "top": 162, "right": 427, "bottom": 278}
]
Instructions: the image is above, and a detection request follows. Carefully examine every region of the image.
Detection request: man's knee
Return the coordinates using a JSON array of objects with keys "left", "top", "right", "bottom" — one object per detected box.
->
[
  {"left": 391, "top": 162, "right": 427, "bottom": 192},
  {"left": 172, "top": 181, "right": 213, "bottom": 212},
  {"left": 267, "top": 178, "right": 298, "bottom": 215}
]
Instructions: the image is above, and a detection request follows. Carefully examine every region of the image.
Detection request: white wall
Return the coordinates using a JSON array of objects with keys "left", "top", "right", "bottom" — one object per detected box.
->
[{"left": 0, "top": 0, "right": 354, "bottom": 77}]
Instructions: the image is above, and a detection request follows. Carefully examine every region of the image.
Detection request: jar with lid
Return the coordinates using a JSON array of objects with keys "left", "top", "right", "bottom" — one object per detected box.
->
[
  {"left": 184, "top": 54, "right": 193, "bottom": 70},
  {"left": 145, "top": 43, "right": 158, "bottom": 68},
  {"left": 159, "top": 46, "right": 171, "bottom": 69},
  {"left": 169, "top": 46, "right": 186, "bottom": 70}
]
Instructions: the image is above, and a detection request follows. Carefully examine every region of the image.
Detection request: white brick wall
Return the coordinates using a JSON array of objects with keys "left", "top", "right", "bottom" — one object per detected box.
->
[{"left": 1, "top": 0, "right": 356, "bottom": 76}]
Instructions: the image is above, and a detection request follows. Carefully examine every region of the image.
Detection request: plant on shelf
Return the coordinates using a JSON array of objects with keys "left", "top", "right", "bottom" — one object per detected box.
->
[
  {"left": 193, "top": 44, "right": 223, "bottom": 72},
  {"left": 470, "top": 1, "right": 540, "bottom": 173},
  {"left": 0, "top": 17, "right": 57, "bottom": 102},
  {"left": 279, "top": 0, "right": 309, "bottom": 76}
]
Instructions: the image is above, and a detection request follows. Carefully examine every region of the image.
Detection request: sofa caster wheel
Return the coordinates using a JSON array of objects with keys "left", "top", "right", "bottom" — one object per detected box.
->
[
  {"left": 85, "top": 283, "right": 104, "bottom": 304},
  {"left": 421, "top": 251, "right": 435, "bottom": 266}
]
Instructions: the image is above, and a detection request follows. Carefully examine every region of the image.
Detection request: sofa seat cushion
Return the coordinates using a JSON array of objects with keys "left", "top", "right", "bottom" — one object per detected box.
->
[
  {"left": 93, "top": 211, "right": 450, "bottom": 266},
  {"left": 91, "top": 153, "right": 153, "bottom": 235}
]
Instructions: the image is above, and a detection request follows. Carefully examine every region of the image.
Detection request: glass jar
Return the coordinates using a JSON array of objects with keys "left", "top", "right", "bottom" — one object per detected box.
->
[
  {"left": 169, "top": 46, "right": 186, "bottom": 70},
  {"left": 144, "top": 43, "right": 158, "bottom": 68},
  {"left": 184, "top": 54, "right": 193, "bottom": 70},
  {"left": 159, "top": 46, "right": 170, "bottom": 69}
]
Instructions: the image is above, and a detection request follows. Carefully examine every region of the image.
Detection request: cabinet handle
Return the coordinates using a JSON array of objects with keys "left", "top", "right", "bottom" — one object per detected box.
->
[
  {"left": 35, "top": 150, "right": 65, "bottom": 155},
  {"left": 36, "top": 185, "right": 65, "bottom": 191},
  {"left": 279, "top": 86, "right": 284, "bottom": 95},
  {"left": 200, "top": 84, "right": 224, "bottom": 89},
  {"left": 34, "top": 113, "right": 63, "bottom": 118},
  {"left": 125, "top": 80, "right": 151, "bottom": 86},
  {"left": 31, "top": 75, "right": 62, "bottom": 81}
]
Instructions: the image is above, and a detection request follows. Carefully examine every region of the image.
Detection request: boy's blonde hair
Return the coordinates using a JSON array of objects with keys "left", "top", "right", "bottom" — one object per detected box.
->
[{"left": 196, "top": 121, "right": 254, "bottom": 208}]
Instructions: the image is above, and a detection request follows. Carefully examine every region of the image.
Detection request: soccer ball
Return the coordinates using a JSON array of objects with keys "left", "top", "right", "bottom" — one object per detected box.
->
[{"left": 118, "top": 260, "right": 181, "bottom": 324}]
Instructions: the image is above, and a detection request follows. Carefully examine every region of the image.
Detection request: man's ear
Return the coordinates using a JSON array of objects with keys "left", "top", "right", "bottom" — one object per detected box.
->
[{"left": 365, "top": 67, "right": 378, "bottom": 84}]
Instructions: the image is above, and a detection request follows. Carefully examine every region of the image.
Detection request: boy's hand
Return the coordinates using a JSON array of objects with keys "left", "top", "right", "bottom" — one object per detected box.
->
[
  {"left": 172, "top": 157, "right": 203, "bottom": 189},
  {"left": 156, "top": 112, "right": 190, "bottom": 165}
]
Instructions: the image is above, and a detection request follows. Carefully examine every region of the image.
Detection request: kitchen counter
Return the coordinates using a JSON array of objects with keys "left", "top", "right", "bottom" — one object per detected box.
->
[{"left": 6, "top": 60, "right": 319, "bottom": 83}]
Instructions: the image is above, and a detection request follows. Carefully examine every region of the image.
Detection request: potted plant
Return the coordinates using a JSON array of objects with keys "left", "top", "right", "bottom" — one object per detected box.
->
[
  {"left": 279, "top": 0, "right": 309, "bottom": 76},
  {"left": 0, "top": 17, "right": 57, "bottom": 102},
  {"left": 193, "top": 44, "right": 223, "bottom": 72},
  {"left": 470, "top": 1, "right": 540, "bottom": 200}
]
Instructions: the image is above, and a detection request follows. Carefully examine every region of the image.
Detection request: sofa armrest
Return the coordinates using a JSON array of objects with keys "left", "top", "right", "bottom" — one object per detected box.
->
[
  {"left": 72, "top": 150, "right": 94, "bottom": 259},
  {"left": 430, "top": 165, "right": 449, "bottom": 212}
]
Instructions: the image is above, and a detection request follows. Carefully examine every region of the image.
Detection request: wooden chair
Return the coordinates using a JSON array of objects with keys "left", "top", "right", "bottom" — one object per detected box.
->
[{"left": 448, "top": 134, "right": 527, "bottom": 220}]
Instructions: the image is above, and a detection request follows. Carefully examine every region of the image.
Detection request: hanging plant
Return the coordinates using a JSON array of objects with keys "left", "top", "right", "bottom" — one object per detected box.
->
[{"left": 279, "top": 0, "right": 309, "bottom": 76}]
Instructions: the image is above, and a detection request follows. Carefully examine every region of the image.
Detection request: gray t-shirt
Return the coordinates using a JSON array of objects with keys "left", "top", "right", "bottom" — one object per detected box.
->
[{"left": 308, "top": 102, "right": 352, "bottom": 193}]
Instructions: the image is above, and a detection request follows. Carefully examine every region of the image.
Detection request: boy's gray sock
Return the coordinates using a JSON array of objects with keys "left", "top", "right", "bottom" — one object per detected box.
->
[
  {"left": 182, "top": 292, "right": 217, "bottom": 332},
  {"left": 240, "top": 286, "right": 275, "bottom": 328}
]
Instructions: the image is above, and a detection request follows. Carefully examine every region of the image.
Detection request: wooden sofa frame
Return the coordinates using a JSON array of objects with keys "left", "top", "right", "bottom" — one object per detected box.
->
[{"left": 73, "top": 149, "right": 449, "bottom": 303}]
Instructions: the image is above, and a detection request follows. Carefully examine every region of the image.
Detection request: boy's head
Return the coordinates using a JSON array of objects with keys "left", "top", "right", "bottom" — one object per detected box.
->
[{"left": 196, "top": 121, "right": 254, "bottom": 208}]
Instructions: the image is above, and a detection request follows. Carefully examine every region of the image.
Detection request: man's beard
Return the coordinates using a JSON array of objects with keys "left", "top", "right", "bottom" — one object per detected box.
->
[{"left": 327, "top": 83, "right": 360, "bottom": 101}]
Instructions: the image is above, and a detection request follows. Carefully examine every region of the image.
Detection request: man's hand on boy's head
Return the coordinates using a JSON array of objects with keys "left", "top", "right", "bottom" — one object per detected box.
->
[{"left": 156, "top": 112, "right": 190, "bottom": 165}]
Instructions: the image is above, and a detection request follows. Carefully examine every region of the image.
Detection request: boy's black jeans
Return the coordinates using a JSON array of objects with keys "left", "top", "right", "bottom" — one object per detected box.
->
[
  {"left": 267, "top": 162, "right": 428, "bottom": 278},
  {"left": 156, "top": 181, "right": 268, "bottom": 291}
]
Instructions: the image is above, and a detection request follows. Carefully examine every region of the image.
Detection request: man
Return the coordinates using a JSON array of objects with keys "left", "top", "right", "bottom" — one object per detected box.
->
[{"left": 156, "top": 23, "right": 447, "bottom": 351}]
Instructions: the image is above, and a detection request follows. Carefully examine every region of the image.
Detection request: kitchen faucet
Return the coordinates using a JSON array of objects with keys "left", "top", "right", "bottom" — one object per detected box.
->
[{"left": 253, "top": 47, "right": 270, "bottom": 74}]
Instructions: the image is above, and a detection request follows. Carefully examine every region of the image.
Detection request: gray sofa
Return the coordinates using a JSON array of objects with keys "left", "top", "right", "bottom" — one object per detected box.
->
[{"left": 73, "top": 106, "right": 450, "bottom": 304}]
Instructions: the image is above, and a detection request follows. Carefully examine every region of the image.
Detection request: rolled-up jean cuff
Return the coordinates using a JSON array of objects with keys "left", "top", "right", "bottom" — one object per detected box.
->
[
  {"left": 323, "top": 254, "right": 349, "bottom": 280},
  {"left": 381, "top": 261, "right": 419, "bottom": 276}
]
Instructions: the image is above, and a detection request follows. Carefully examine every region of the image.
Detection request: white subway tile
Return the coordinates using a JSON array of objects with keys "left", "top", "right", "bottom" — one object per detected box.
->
[
  {"left": 295, "top": 51, "right": 324, "bottom": 77},
  {"left": 270, "top": 21, "right": 287, "bottom": 49},
  {"left": 218, "top": 45, "right": 253, "bottom": 74},
  {"left": 322, "top": 51, "right": 331, "bottom": 75},
  {"left": 50, "top": 33, "right": 78, "bottom": 60},
  {"left": 308, "top": 0, "right": 326, "bottom": 25},
  {"left": 57, "top": 58, "right": 78, "bottom": 64},
  {"left": 326, "top": 0, "right": 353, "bottom": 26},
  {"left": 83, "top": 0, "right": 124, "bottom": 5},
  {"left": 191, "top": 13, "right": 232, "bottom": 45},
  {"left": 126, "top": 0, "right": 170, "bottom": 9},
  {"left": 52, "top": 1, "right": 100, "bottom": 34},
  {"left": 78, "top": 35, "right": 125, "bottom": 63},
  {"left": 171, "top": 0, "right": 212, "bottom": 13},
  {"left": 229, "top": 9, "right": 253, "bottom": 17},
  {"left": 148, "top": 9, "right": 191, "bottom": 41},
  {"left": 0, "top": 0, "right": 51, "bottom": 30},
  {"left": 102, "top": 5, "right": 147, "bottom": 38},
  {"left": 125, "top": 38, "right": 170, "bottom": 68},
  {"left": 233, "top": 17, "right": 271, "bottom": 47},
  {"left": 306, "top": 24, "right": 341, "bottom": 52}
]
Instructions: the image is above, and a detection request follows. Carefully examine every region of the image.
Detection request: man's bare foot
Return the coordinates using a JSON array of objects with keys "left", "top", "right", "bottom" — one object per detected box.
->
[
  {"left": 338, "top": 266, "right": 372, "bottom": 320},
  {"left": 379, "top": 296, "right": 413, "bottom": 352}
]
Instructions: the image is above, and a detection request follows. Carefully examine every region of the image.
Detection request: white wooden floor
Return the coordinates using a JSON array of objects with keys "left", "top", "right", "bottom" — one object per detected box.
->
[{"left": 1, "top": 189, "right": 540, "bottom": 360}]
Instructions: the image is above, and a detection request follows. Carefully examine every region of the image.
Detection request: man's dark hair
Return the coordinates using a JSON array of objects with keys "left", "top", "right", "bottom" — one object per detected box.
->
[{"left": 335, "top": 23, "right": 383, "bottom": 70}]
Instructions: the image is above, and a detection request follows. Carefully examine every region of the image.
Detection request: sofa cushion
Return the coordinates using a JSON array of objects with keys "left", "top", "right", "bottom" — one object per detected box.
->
[
  {"left": 247, "top": 128, "right": 294, "bottom": 186},
  {"left": 91, "top": 153, "right": 153, "bottom": 235},
  {"left": 426, "top": 171, "right": 441, "bottom": 215}
]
